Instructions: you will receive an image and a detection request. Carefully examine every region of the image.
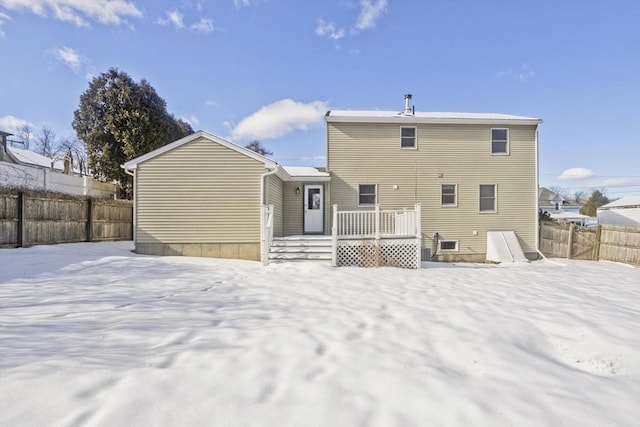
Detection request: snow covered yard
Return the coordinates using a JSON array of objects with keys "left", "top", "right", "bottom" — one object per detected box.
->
[{"left": 1, "top": 242, "right": 639, "bottom": 427}]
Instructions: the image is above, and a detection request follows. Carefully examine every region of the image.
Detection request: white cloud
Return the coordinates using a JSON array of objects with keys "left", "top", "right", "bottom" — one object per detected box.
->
[
  {"left": 232, "top": 99, "right": 329, "bottom": 140},
  {"left": 205, "top": 100, "right": 219, "bottom": 107},
  {"left": 353, "top": 0, "right": 388, "bottom": 32},
  {"left": 498, "top": 64, "right": 536, "bottom": 83},
  {"left": 157, "top": 10, "right": 184, "bottom": 29},
  {"left": 0, "top": 0, "right": 142, "bottom": 27},
  {"left": 0, "top": 11, "right": 10, "bottom": 37},
  {"left": 180, "top": 114, "right": 199, "bottom": 126},
  {"left": 191, "top": 17, "right": 213, "bottom": 33},
  {"left": 0, "top": 115, "right": 35, "bottom": 136},
  {"left": 315, "top": 18, "right": 345, "bottom": 40},
  {"left": 300, "top": 155, "right": 326, "bottom": 162},
  {"left": 48, "top": 46, "right": 87, "bottom": 73},
  {"left": 558, "top": 168, "right": 596, "bottom": 180},
  {"left": 233, "top": 0, "right": 250, "bottom": 8},
  {"left": 592, "top": 177, "right": 640, "bottom": 188}
]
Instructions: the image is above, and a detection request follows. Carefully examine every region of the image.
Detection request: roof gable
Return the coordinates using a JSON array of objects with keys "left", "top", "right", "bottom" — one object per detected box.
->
[{"left": 123, "top": 131, "right": 278, "bottom": 170}]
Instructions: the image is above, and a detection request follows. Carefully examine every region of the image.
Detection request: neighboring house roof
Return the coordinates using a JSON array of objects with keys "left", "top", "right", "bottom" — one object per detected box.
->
[
  {"left": 550, "top": 211, "right": 590, "bottom": 221},
  {"left": 326, "top": 110, "right": 542, "bottom": 125},
  {"left": 599, "top": 195, "right": 640, "bottom": 210},
  {"left": 6, "top": 146, "right": 65, "bottom": 171},
  {"left": 123, "top": 131, "right": 278, "bottom": 171},
  {"left": 538, "top": 187, "right": 581, "bottom": 209}
]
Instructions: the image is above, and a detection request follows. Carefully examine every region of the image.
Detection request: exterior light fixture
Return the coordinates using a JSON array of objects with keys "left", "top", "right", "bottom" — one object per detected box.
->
[{"left": 296, "top": 187, "right": 300, "bottom": 195}]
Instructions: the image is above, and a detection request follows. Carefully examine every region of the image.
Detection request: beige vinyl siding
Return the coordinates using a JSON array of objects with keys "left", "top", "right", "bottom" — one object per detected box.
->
[
  {"left": 265, "top": 174, "right": 284, "bottom": 237},
  {"left": 135, "top": 136, "right": 267, "bottom": 244},
  {"left": 327, "top": 122, "right": 538, "bottom": 256},
  {"left": 283, "top": 182, "right": 303, "bottom": 235}
]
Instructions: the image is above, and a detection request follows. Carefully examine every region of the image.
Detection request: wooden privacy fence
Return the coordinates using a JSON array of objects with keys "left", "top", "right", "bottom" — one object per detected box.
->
[
  {"left": 540, "top": 222, "right": 640, "bottom": 266},
  {"left": 0, "top": 191, "right": 132, "bottom": 247}
]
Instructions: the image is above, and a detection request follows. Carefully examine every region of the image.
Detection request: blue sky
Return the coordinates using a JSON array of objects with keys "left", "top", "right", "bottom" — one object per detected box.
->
[{"left": 1, "top": 0, "right": 638, "bottom": 199}]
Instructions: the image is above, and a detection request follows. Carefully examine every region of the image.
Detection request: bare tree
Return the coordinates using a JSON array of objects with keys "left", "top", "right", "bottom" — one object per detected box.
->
[
  {"left": 245, "top": 140, "right": 272, "bottom": 156},
  {"left": 58, "top": 135, "right": 88, "bottom": 176},
  {"left": 548, "top": 186, "right": 569, "bottom": 198},
  {"left": 36, "top": 125, "right": 57, "bottom": 157},
  {"left": 18, "top": 124, "right": 33, "bottom": 149},
  {"left": 573, "top": 191, "right": 586, "bottom": 204}
]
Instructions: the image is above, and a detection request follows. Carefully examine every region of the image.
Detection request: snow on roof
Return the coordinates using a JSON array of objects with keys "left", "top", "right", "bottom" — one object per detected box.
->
[
  {"left": 599, "top": 195, "right": 640, "bottom": 209},
  {"left": 281, "top": 166, "right": 329, "bottom": 178},
  {"left": 7, "top": 146, "right": 64, "bottom": 170},
  {"left": 326, "top": 110, "right": 542, "bottom": 125},
  {"left": 550, "top": 211, "right": 591, "bottom": 220}
]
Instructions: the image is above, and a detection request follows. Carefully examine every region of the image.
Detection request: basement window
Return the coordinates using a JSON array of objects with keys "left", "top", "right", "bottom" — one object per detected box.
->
[
  {"left": 439, "top": 240, "right": 459, "bottom": 252},
  {"left": 400, "top": 127, "right": 417, "bottom": 149}
]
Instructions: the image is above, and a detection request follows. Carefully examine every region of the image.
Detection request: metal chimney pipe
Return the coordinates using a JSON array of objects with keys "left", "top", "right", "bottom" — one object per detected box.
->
[{"left": 404, "top": 94, "right": 413, "bottom": 115}]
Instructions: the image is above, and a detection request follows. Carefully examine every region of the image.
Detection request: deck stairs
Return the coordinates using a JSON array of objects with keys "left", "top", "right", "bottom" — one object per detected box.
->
[{"left": 268, "top": 235, "right": 332, "bottom": 262}]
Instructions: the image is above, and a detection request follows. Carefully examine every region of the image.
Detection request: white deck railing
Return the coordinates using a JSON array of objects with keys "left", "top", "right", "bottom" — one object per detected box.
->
[
  {"left": 260, "top": 204, "right": 274, "bottom": 265},
  {"left": 333, "top": 204, "right": 420, "bottom": 238},
  {"left": 331, "top": 204, "right": 422, "bottom": 268}
]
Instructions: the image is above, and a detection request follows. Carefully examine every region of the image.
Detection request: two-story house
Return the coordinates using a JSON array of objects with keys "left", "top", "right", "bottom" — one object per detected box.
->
[{"left": 123, "top": 95, "right": 542, "bottom": 266}]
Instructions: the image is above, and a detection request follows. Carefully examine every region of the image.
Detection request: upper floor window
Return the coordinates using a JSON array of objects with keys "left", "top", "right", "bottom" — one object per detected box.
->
[
  {"left": 491, "top": 128, "right": 509, "bottom": 154},
  {"left": 401, "top": 127, "right": 417, "bottom": 149},
  {"left": 479, "top": 184, "right": 497, "bottom": 212},
  {"left": 358, "top": 184, "right": 376, "bottom": 206},
  {"left": 441, "top": 184, "right": 457, "bottom": 207}
]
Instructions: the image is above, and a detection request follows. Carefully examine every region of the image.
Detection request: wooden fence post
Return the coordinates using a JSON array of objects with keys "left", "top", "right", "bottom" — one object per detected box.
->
[
  {"left": 592, "top": 224, "right": 602, "bottom": 261},
  {"left": 566, "top": 222, "right": 575, "bottom": 259},
  {"left": 86, "top": 197, "right": 93, "bottom": 242},
  {"left": 17, "top": 192, "right": 25, "bottom": 247}
]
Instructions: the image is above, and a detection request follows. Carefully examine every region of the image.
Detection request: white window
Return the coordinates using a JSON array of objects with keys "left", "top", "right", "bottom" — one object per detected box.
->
[
  {"left": 479, "top": 184, "right": 497, "bottom": 212},
  {"left": 491, "top": 128, "right": 509, "bottom": 154},
  {"left": 358, "top": 184, "right": 376, "bottom": 206},
  {"left": 441, "top": 184, "right": 457, "bottom": 207},
  {"left": 439, "top": 240, "right": 459, "bottom": 252},
  {"left": 400, "top": 127, "right": 417, "bottom": 149}
]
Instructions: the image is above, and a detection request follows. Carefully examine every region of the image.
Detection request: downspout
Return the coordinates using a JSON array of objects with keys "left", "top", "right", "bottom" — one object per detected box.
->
[
  {"left": 534, "top": 124, "right": 540, "bottom": 259},
  {"left": 124, "top": 167, "right": 136, "bottom": 243}
]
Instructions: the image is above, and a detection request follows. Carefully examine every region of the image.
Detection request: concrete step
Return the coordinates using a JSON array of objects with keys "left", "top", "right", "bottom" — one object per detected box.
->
[
  {"left": 269, "top": 246, "right": 332, "bottom": 254},
  {"left": 268, "top": 252, "right": 332, "bottom": 261},
  {"left": 270, "top": 240, "right": 332, "bottom": 248}
]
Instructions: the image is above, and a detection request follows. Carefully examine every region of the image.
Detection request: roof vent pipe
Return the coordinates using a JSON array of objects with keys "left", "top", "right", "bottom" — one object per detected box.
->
[{"left": 404, "top": 93, "right": 413, "bottom": 115}]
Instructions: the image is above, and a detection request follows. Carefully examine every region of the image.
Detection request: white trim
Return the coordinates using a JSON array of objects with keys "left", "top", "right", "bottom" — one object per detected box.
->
[
  {"left": 358, "top": 183, "right": 377, "bottom": 207},
  {"left": 479, "top": 184, "right": 497, "bottom": 213},
  {"left": 400, "top": 126, "right": 417, "bottom": 150},
  {"left": 438, "top": 240, "right": 459, "bottom": 252},
  {"left": 326, "top": 111, "right": 542, "bottom": 126},
  {"left": 441, "top": 183, "right": 457, "bottom": 207},
  {"left": 123, "top": 130, "right": 278, "bottom": 171},
  {"left": 491, "top": 128, "right": 509, "bottom": 155}
]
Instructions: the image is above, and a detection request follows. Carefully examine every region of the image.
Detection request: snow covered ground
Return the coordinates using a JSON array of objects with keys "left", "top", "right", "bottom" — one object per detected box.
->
[{"left": 1, "top": 242, "right": 639, "bottom": 427}]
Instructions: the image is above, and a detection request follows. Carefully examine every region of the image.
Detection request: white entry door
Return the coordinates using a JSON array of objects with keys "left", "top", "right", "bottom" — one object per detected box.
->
[{"left": 304, "top": 185, "right": 323, "bottom": 233}]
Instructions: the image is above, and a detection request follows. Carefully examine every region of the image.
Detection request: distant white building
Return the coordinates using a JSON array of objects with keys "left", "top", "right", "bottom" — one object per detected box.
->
[
  {"left": 597, "top": 196, "right": 640, "bottom": 227},
  {"left": 538, "top": 187, "right": 582, "bottom": 214}
]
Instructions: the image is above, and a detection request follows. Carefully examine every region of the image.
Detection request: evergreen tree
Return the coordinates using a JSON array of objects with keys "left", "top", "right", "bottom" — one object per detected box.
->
[
  {"left": 580, "top": 190, "right": 609, "bottom": 216},
  {"left": 73, "top": 68, "right": 193, "bottom": 195}
]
